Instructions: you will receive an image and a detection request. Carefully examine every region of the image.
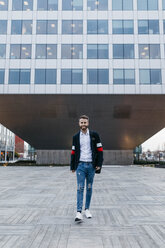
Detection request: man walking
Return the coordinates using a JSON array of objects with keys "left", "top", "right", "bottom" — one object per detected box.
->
[{"left": 70, "top": 115, "right": 103, "bottom": 222}]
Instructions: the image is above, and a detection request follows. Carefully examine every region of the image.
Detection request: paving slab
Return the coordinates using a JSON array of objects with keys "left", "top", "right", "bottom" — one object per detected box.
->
[{"left": 0, "top": 165, "right": 165, "bottom": 248}]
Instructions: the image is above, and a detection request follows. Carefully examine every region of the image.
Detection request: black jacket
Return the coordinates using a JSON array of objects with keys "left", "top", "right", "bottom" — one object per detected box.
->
[{"left": 70, "top": 130, "right": 103, "bottom": 171}]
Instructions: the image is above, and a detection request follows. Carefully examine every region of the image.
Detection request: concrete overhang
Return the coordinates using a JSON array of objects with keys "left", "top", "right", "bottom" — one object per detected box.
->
[{"left": 0, "top": 94, "right": 164, "bottom": 150}]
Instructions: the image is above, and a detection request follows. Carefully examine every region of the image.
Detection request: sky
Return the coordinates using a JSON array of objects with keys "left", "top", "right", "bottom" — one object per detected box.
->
[{"left": 142, "top": 128, "right": 165, "bottom": 151}]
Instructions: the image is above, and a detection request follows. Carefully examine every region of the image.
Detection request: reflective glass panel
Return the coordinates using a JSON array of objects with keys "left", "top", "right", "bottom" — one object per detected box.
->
[
  {"left": 138, "top": 20, "right": 148, "bottom": 34},
  {"left": 87, "top": 0, "right": 108, "bottom": 10},
  {"left": 112, "top": 20, "right": 123, "bottom": 34},
  {"left": 163, "top": 20, "right": 165, "bottom": 33},
  {"left": 139, "top": 44, "right": 149, "bottom": 59},
  {"left": 0, "top": 20, "right": 7, "bottom": 34},
  {"left": 137, "top": 0, "right": 147, "bottom": 10},
  {"left": 46, "top": 44, "right": 57, "bottom": 59},
  {"left": 61, "top": 45, "right": 72, "bottom": 59},
  {"left": 123, "top": 0, "right": 133, "bottom": 10},
  {"left": 12, "top": 0, "right": 22, "bottom": 10},
  {"left": 150, "top": 69, "right": 161, "bottom": 84},
  {"left": 46, "top": 69, "right": 56, "bottom": 84},
  {"left": 98, "top": 44, "right": 108, "bottom": 58},
  {"left": 20, "top": 69, "right": 30, "bottom": 84},
  {"left": 150, "top": 44, "right": 160, "bottom": 59},
  {"left": 21, "top": 44, "right": 31, "bottom": 59},
  {"left": 23, "top": 0, "right": 33, "bottom": 10},
  {"left": 124, "top": 44, "right": 134, "bottom": 59},
  {"left": 61, "top": 69, "right": 72, "bottom": 84},
  {"left": 87, "top": 69, "right": 97, "bottom": 84},
  {"left": 48, "top": 0, "right": 58, "bottom": 10},
  {"left": 113, "top": 69, "right": 124, "bottom": 84},
  {"left": 139, "top": 69, "right": 150, "bottom": 84},
  {"left": 47, "top": 20, "right": 57, "bottom": 34},
  {"left": 36, "top": 20, "right": 47, "bottom": 34},
  {"left": 0, "top": 69, "right": 4, "bottom": 84},
  {"left": 70, "top": 44, "right": 83, "bottom": 59},
  {"left": 123, "top": 20, "right": 134, "bottom": 34},
  {"left": 87, "top": 20, "right": 97, "bottom": 34},
  {"left": 149, "top": 20, "right": 159, "bottom": 34},
  {"left": 148, "top": 0, "right": 158, "bottom": 10},
  {"left": 163, "top": 0, "right": 165, "bottom": 10},
  {"left": 113, "top": 44, "right": 123, "bottom": 58},
  {"left": 98, "top": 20, "right": 108, "bottom": 34},
  {"left": 98, "top": 69, "right": 109, "bottom": 84},
  {"left": 36, "top": 44, "right": 46, "bottom": 58},
  {"left": 0, "top": 0, "right": 8, "bottom": 10},
  {"left": 37, "top": 0, "right": 47, "bottom": 10},
  {"left": 87, "top": 44, "right": 97, "bottom": 58},
  {"left": 72, "top": 69, "right": 82, "bottom": 84},
  {"left": 11, "top": 20, "right": 22, "bottom": 34},
  {"left": 62, "top": 0, "right": 83, "bottom": 10},
  {"left": 0, "top": 44, "right": 6, "bottom": 58},
  {"left": 112, "top": 0, "right": 122, "bottom": 10},
  {"left": 10, "top": 44, "right": 21, "bottom": 59},
  {"left": 62, "top": 20, "right": 83, "bottom": 34},
  {"left": 35, "top": 69, "right": 45, "bottom": 84},
  {"left": 125, "top": 69, "right": 135, "bottom": 84},
  {"left": 22, "top": 20, "right": 32, "bottom": 34},
  {"left": 9, "top": 69, "right": 19, "bottom": 84}
]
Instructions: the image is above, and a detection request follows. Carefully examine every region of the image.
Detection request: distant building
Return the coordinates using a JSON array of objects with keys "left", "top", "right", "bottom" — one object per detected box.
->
[{"left": 0, "top": 124, "right": 15, "bottom": 161}]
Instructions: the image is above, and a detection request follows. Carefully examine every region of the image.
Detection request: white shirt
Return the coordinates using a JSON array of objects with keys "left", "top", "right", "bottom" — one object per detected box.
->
[{"left": 79, "top": 129, "right": 92, "bottom": 162}]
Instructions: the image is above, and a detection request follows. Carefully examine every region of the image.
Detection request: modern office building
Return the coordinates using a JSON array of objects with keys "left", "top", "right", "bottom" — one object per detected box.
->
[{"left": 0, "top": 0, "right": 165, "bottom": 164}]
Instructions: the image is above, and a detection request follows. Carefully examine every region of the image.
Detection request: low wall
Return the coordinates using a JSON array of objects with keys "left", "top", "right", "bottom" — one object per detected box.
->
[{"left": 36, "top": 150, "right": 133, "bottom": 165}]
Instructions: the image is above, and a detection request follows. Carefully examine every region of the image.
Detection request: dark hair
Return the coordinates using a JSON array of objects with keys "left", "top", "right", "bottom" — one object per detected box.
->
[{"left": 79, "top": 115, "right": 89, "bottom": 121}]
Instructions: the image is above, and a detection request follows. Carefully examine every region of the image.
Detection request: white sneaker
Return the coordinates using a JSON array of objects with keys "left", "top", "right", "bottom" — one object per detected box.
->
[
  {"left": 85, "top": 209, "right": 92, "bottom": 218},
  {"left": 75, "top": 212, "right": 83, "bottom": 222}
]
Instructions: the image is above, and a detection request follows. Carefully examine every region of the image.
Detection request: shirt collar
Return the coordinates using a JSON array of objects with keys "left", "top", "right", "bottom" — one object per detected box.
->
[{"left": 80, "top": 129, "right": 89, "bottom": 135}]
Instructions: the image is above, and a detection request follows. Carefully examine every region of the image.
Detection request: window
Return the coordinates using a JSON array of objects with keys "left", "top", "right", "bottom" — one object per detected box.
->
[
  {"left": 10, "top": 44, "right": 32, "bottom": 59},
  {"left": 36, "top": 44, "right": 57, "bottom": 59},
  {"left": 61, "top": 44, "right": 83, "bottom": 59},
  {"left": 163, "top": 0, "right": 165, "bottom": 10},
  {"left": 0, "top": 69, "right": 5, "bottom": 84},
  {"left": 112, "top": 20, "right": 134, "bottom": 34},
  {"left": 0, "top": 0, "right": 8, "bottom": 10},
  {"left": 61, "top": 69, "right": 83, "bottom": 84},
  {"left": 12, "top": 0, "right": 33, "bottom": 11},
  {"left": 37, "top": 0, "right": 58, "bottom": 10},
  {"left": 0, "top": 45, "right": 6, "bottom": 59},
  {"left": 0, "top": 20, "right": 7, "bottom": 34},
  {"left": 138, "top": 20, "right": 159, "bottom": 34},
  {"left": 87, "top": 44, "right": 108, "bottom": 58},
  {"left": 139, "top": 69, "right": 161, "bottom": 84},
  {"left": 62, "top": 20, "right": 83, "bottom": 34},
  {"left": 87, "top": 69, "right": 109, "bottom": 84},
  {"left": 137, "top": 0, "right": 158, "bottom": 10},
  {"left": 113, "top": 69, "right": 135, "bottom": 84},
  {"left": 9, "top": 69, "right": 31, "bottom": 84},
  {"left": 87, "top": 20, "right": 108, "bottom": 34},
  {"left": 36, "top": 20, "right": 57, "bottom": 34},
  {"left": 11, "top": 20, "right": 32, "bottom": 34},
  {"left": 87, "top": 0, "right": 108, "bottom": 10},
  {"left": 139, "top": 44, "right": 160, "bottom": 59},
  {"left": 112, "top": 0, "right": 133, "bottom": 10},
  {"left": 62, "top": 0, "right": 83, "bottom": 10},
  {"left": 163, "top": 20, "right": 165, "bottom": 33},
  {"left": 113, "top": 44, "right": 134, "bottom": 59},
  {"left": 35, "top": 69, "right": 56, "bottom": 84}
]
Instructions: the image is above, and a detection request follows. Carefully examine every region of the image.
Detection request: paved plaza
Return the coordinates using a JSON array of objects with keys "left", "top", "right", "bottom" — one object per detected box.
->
[{"left": 0, "top": 165, "right": 165, "bottom": 248}]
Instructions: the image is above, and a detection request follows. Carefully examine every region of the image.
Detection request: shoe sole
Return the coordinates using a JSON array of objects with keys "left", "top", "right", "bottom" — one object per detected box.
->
[{"left": 75, "top": 218, "right": 83, "bottom": 222}]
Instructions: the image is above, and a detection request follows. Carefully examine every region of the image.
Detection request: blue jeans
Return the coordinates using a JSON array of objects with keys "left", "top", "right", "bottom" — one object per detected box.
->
[{"left": 76, "top": 162, "right": 95, "bottom": 212}]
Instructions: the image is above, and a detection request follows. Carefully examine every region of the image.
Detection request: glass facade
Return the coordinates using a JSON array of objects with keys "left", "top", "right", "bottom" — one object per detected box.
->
[
  {"left": 62, "top": 20, "right": 83, "bottom": 34},
  {"left": 139, "top": 44, "right": 160, "bottom": 59},
  {"left": 87, "top": 44, "right": 108, "bottom": 59},
  {"left": 0, "top": 20, "right": 7, "bottom": 34},
  {"left": 0, "top": 45, "right": 6, "bottom": 59},
  {"left": 0, "top": 0, "right": 8, "bottom": 10},
  {"left": 113, "top": 69, "right": 135, "bottom": 84},
  {"left": 10, "top": 44, "right": 31, "bottom": 59},
  {"left": 35, "top": 69, "right": 56, "bottom": 84},
  {"left": 36, "top": 44, "right": 57, "bottom": 59},
  {"left": 62, "top": 0, "right": 83, "bottom": 10},
  {"left": 112, "top": 20, "right": 134, "bottom": 34},
  {"left": 139, "top": 69, "right": 161, "bottom": 84},
  {"left": 137, "top": 0, "right": 158, "bottom": 10},
  {"left": 9, "top": 69, "right": 31, "bottom": 84},
  {"left": 112, "top": 0, "right": 133, "bottom": 10},
  {"left": 87, "top": 0, "right": 108, "bottom": 10},
  {"left": 12, "top": 0, "right": 33, "bottom": 11},
  {"left": 11, "top": 20, "right": 32, "bottom": 34},
  {"left": 37, "top": 0, "right": 58, "bottom": 10},
  {"left": 87, "top": 20, "right": 108, "bottom": 34},
  {"left": 61, "top": 44, "right": 83, "bottom": 59},
  {"left": 36, "top": 20, "right": 57, "bottom": 34},
  {"left": 113, "top": 44, "right": 134, "bottom": 59},
  {"left": 0, "top": 69, "right": 5, "bottom": 84},
  {"left": 87, "top": 69, "right": 109, "bottom": 84},
  {"left": 61, "top": 69, "right": 83, "bottom": 84},
  {"left": 138, "top": 20, "right": 159, "bottom": 34}
]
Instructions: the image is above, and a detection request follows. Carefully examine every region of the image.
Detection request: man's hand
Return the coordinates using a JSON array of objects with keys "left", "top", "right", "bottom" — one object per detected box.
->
[{"left": 95, "top": 167, "right": 101, "bottom": 171}]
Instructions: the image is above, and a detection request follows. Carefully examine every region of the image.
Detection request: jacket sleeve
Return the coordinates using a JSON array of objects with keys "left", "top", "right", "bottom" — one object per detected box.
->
[
  {"left": 95, "top": 133, "right": 103, "bottom": 167},
  {"left": 70, "top": 136, "right": 76, "bottom": 170}
]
